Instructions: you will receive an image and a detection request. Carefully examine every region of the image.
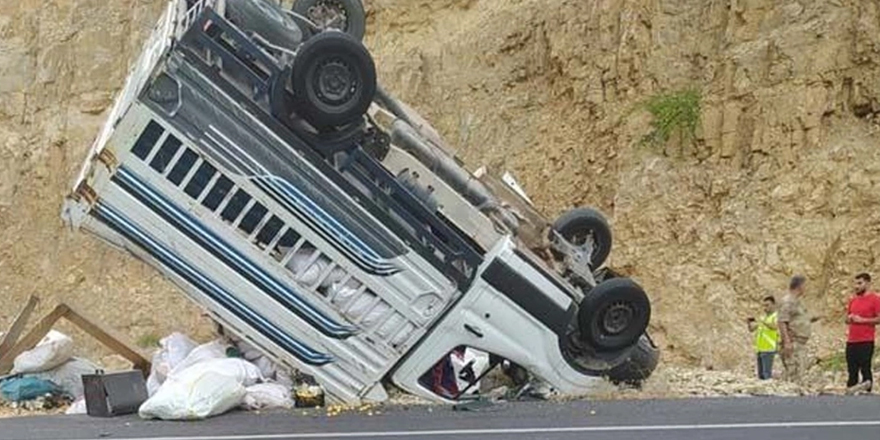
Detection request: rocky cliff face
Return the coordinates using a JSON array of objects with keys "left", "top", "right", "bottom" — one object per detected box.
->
[
  {"left": 1, "top": 0, "right": 878, "bottom": 373},
  {"left": 0, "top": 0, "right": 214, "bottom": 359}
]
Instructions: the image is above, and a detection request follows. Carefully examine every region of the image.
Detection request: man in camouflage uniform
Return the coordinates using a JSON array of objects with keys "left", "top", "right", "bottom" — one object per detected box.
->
[{"left": 778, "top": 275, "right": 812, "bottom": 383}]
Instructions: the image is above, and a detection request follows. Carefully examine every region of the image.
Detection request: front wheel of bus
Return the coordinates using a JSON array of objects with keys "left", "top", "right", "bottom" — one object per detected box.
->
[{"left": 578, "top": 278, "right": 650, "bottom": 352}]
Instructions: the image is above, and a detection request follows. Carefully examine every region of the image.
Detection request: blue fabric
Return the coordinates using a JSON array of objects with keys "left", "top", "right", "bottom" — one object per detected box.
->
[
  {"left": 757, "top": 351, "right": 776, "bottom": 380},
  {"left": 0, "top": 376, "right": 62, "bottom": 402}
]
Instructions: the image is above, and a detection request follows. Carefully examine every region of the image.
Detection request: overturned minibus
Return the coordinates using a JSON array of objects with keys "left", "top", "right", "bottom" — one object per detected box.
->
[{"left": 62, "top": 0, "right": 659, "bottom": 405}]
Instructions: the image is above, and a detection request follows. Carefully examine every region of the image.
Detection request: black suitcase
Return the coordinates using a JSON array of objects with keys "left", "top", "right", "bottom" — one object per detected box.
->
[{"left": 82, "top": 370, "right": 148, "bottom": 417}]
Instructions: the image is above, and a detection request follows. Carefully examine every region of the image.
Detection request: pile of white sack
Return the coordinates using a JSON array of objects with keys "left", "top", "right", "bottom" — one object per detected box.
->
[
  {"left": 3, "top": 330, "right": 102, "bottom": 414},
  {"left": 139, "top": 332, "right": 295, "bottom": 420}
]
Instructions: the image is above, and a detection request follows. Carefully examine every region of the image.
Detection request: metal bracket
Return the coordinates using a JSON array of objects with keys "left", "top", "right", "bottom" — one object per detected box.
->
[
  {"left": 550, "top": 230, "right": 595, "bottom": 286},
  {"left": 75, "top": 182, "right": 99, "bottom": 206},
  {"left": 97, "top": 148, "right": 118, "bottom": 171}
]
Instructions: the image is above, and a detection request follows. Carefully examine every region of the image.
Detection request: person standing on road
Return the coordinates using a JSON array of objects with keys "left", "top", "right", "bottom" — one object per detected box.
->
[
  {"left": 748, "top": 296, "right": 779, "bottom": 380},
  {"left": 778, "top": 275, "right": 812, "bottom": 382},
  {"left": 845, "top": 272, "right": 880, "bottom": 394}
]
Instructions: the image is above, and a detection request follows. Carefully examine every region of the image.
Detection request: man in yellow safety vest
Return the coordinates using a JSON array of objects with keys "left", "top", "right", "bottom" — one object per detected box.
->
[{"left": 748, "top": 295, "right": 780, "bottom": 380}]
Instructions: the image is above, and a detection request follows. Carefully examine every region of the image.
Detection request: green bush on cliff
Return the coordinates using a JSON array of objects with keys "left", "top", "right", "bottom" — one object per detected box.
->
[{"left": 643, "top": 89, "right": 701, "bottom": 148}]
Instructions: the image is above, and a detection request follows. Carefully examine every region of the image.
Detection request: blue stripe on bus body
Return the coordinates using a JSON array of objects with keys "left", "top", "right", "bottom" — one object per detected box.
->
[
  {"left": 261, "top": 177, "right": 386, "bottom": 263},
  {"left": 254, "top": 177, "right": 398, "bottom": 276},
  {"left": 256, "top": 177, "right": 398, "bottom": 275},
  {"left": 113, "top": 166, "right": 356, "bottom": 339},
  {"left": 92, "top": 202, "right": 333, "bottom": 366}
]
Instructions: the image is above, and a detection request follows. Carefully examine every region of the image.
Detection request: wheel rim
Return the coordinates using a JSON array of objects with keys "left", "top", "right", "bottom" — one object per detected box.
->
[
  {"left": 559, "top": 230, "right": 596, "bottom": 271},
  {"left": 308, "top": 0, "right": 348, "bottom": 32},
  {"left": 312, "top": 58, "right": 357, "bottom": 106},
  {"left": 569, "top": 231, "right": 596, "bottom": 254},
  {"left": 601, "top": 301, "right": 635, "bottom": 336}
]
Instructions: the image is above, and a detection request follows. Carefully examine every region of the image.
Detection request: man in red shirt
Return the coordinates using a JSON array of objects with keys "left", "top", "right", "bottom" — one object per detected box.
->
[{"left": 845, "top": 272, "right": 880, "bottom": 394}]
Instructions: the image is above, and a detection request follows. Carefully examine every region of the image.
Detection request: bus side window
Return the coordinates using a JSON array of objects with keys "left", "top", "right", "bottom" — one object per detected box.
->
[
  {"left": 183, "top": 161, "right": 217, "bottom": 199},
  {"left": 220, "top": 189, "right": 251, "bottom": 223},
  {"left": 255, "top": 215, "right": 284, "bottom": 248},
  {"left": 202, "top": 176, "right": 234, "bottom": 211},
  {"left": 149, "top": 135, "right": 182, "bottom": 173},
  {"left": 131, "top": 120, "right": 164, "bottom": 160},
  {"left": 167, "top": 148, "right": 199, "bottom": 185}
]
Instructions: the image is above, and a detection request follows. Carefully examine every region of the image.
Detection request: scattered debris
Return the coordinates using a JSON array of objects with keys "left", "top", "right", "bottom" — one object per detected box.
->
[
  {"left": 484, "top": 386, "right": 510, "bottom": 400},
  {"left": 0, "top": 297, "right": 150, "bottom": 417},
  {"left": 451, "top": 399, "right": 497, "bottom": 412},
  {"left": 552, "top": 366, "right": 812, "bottom": 401},
  {"left": 29, "top": 357, "right": 101, "bottom": 399},
  {"left": 294, "top": 383, "right": 325, "bottom": 408},
  {"left": 0, "top": 377, "right": 62, "bottom": 402},
  {"left": 383, "top": 386, "right": 436, "bottom": 407},
  {"left": 449, "top": 348, "right": 490, "bottom": 396},
  {"left": 65, "top": 397, "right": 87, "bottom": 415},
  {"left": 0, "top": 400, "right": 68, "bottom": 418},
  {"left": 634, "top": 367, "right": 807, "bottom": 398},
  {"left": 9, "top": 394, "right": 69, "bottom": 411},
  {"left": 0, "top": 300, "right": 151, "bottom": 376}
]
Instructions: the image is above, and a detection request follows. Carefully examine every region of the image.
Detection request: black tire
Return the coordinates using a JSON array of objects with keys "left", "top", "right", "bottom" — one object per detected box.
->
[
  {"left": 225, "top": 0, "right": 304, "bottom": 52},
  {"left": 269, "top": 65, "right": 367, "bottom": 150},
  {"left": 290, "top": 31, "right": 376, "bottom": 131},
  {"left": 292, "top": 0, "right": 366, "bottom": 41},
  {"left": 606, "top": 333, "right": 660, "bottom": 385},
  {"left": 551, "top": 207, "right": 612, "bottom": 269},
  {"left": 578, "top": 278, "right": 650, "bottom": 352}
]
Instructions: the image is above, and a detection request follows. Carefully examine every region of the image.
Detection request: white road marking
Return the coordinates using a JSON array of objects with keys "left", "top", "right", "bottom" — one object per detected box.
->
[{"left": 65, "top": 420, "right": 880, "bottom": 440}]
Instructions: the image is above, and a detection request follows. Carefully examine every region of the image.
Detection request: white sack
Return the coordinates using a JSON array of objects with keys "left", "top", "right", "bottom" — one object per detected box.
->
[
  {"left": 11, "top": 330, "right": 74, "bottom": 374},
  {"left": 284, "top": 250, "right": 346, "bottom": 287},
  {"left": 146, "top": 333, "right": 198, "bottom": 396},
  {"left": 139, "top": 358, "right": 261, "bottom": 420},
  {"left": 242, "top": 383, "right": 293, "bottom": 410},
  {"left": 252, "top": 356, "right": 277, "bottom": 380},
  {"left": 30, "top": 357, "right": 101, "bottom": 398},
  {"left": 168, "top": 340, "right": 228, "bottom": 377},
  {"left": 138, "top": 370, "right": 246, "bottom": 420},
  {"left": 161, "top": 333, "right": 198, "bottom": 370}
]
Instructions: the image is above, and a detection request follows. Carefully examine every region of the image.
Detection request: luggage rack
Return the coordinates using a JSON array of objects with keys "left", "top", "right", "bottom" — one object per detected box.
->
[{"left": 168, "top": 4, "right": 485, "bottom": 289}]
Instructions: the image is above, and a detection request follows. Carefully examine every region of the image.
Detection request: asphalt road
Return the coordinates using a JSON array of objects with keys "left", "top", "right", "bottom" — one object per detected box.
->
[{"left": 3, "top": 396, "right": 880, "bottom": 440}]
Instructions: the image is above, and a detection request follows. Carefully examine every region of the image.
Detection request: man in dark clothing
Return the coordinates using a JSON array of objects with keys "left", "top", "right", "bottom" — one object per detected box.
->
[{"left": 845, "top": 272, "right": 880, "bottom": 394}]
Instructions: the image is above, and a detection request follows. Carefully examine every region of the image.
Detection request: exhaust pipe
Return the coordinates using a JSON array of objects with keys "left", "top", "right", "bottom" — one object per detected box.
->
[{"left": 388, "top": 118, "right": 520, "bottom": 233}]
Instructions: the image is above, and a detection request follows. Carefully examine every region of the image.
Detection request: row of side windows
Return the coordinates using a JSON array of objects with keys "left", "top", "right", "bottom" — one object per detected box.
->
[
  {"left": 127, "top": 120, "right": 416, "bottom": 348},
  {"left": 131, "top": 120, "right": 300, "bottom": 253}
]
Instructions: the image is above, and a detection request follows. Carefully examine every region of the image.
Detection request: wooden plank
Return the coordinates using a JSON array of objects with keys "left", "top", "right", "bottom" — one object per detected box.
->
[
  {"left": 62, "top": 304, "right": 152, "bottom": 376},
  {"left": 0, "top": 304, "right": 69, "bottom": 375},
  {"left": 0, "top": 295, "right": 39, "bottom": 357}
]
